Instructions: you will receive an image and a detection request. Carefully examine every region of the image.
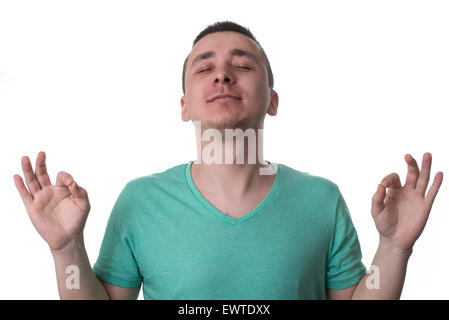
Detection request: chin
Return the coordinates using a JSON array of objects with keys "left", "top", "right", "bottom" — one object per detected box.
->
[{"left": 200, "top": 116, "right": 261, "bottom": 131}]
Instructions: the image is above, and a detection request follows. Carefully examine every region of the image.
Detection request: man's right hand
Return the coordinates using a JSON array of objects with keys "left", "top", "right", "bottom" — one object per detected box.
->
[{"left": 14, "top": 151, "right": 91, "bottom": 252}]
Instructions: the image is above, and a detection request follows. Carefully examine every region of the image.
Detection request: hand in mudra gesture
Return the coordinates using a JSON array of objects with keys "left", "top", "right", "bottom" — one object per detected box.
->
[
  {"left": 14, "top": 151, "right": 91, "bottom": 251},
  {"left": 371, "top": 153, "right": 443, "bottom": 253}
]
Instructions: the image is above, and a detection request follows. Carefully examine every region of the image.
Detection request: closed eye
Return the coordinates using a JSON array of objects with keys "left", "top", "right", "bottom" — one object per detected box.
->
[
  {"left": 198, "top": 66, "right": 251, "bottom": 73},
  {"left": 198, "top": 68, "right": 211, "bottom": 73}
]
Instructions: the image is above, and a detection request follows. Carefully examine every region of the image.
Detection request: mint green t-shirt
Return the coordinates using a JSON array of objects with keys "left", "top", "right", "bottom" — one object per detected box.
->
[{"left": 93, "top": 161, "right": 366, "bottom": 300}]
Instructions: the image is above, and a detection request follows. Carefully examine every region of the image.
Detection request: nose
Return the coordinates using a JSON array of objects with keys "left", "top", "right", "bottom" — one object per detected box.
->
[{"left": 214, "top": 67, "right": 235, "bottom": 86}]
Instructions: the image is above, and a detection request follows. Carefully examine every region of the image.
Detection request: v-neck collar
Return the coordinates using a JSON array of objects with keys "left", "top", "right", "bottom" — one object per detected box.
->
[{"left": 185, "top": 160, "right": 281, "bottom": 225}]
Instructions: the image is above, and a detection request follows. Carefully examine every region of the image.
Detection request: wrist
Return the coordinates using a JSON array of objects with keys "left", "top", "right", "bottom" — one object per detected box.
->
[
  {"left": 50, "top": 235, "right": 85, "bottom": 257},
  {"left": 378, "top": 237, "right": 413, "bottom": 258}
]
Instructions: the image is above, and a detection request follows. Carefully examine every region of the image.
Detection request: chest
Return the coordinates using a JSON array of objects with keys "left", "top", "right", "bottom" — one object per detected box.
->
[
  {"left": 133, "top": 213, "right": 330, "bottom": 299},
  {"left": 201, "top": 190, "right": 272, "bottom": 219}
]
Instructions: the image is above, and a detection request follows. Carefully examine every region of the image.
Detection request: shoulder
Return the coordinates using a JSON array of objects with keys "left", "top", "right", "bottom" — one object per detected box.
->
[
  {"left": 277, "top": 163, "right": 340, "bottom": 200},
  {"left": 121, "top": 162, "right": 189, "bottom": 195}
]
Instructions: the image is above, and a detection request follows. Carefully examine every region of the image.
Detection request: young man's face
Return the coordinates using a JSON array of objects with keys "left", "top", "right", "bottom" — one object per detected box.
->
[{"left": 181, "top": 31, "right": 278, "bottom": 130}]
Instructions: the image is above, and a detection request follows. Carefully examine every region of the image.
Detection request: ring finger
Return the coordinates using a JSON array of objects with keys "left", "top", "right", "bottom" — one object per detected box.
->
[{"left": 21, "top": 155, "right": 42, "bottom": 196}]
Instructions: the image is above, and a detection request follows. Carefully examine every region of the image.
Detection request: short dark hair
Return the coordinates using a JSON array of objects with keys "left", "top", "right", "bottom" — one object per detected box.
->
[{"left": 182, "top": 21, "right": 274, "bottom": 94}]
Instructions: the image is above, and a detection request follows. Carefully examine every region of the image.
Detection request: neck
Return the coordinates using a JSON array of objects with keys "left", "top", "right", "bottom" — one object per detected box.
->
[{"left": 192, "top": 124, "right": 275, "bottom": 197}]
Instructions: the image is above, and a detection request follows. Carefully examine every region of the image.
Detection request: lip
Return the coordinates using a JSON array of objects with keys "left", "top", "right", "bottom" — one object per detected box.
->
[{"left": 208, "top": 94, "right": 242, "bottom": 102}]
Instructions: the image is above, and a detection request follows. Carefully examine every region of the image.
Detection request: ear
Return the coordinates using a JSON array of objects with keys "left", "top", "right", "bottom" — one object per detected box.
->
[
  {"left": 180, "top": 96, "right": 191, "bottom": 122},
  {"left": 267, "top": 89, "right": 279, "bottom": 116}
]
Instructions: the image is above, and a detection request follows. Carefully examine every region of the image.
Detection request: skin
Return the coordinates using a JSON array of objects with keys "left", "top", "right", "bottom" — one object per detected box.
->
[
  {"left": 373, "top": 153, "right": 443, "bottom": 253},
  {"left": 181, "top": 31, "right": 278, "bottom": 130},
  {"left": 350, "top": 153, "right": 443, "bottom": 300},
  {"left": 13, "top": 153, "right": 90, "bottom": 252},
  {"left": 14, "top": 152, "right": 134, "bottom": 299},
  {"left": 14, "top": 31, "right": 444, "bottom": 300},
  {"left": 180, "top": 31, "right": 443, "bottom": 299},
  {"left": 180, "top": 31, "right": 279, "bottom": 218}
]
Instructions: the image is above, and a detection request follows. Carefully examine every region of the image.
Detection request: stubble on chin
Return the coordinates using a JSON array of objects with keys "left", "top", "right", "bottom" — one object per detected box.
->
[{"left": 198, "top": 117, "right": 263, "bottom": 134}]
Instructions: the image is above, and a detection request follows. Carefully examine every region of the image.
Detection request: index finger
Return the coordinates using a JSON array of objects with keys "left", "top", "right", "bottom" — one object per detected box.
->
[{"left": 381, "top": 172, "right": 402, "bottom": 189}]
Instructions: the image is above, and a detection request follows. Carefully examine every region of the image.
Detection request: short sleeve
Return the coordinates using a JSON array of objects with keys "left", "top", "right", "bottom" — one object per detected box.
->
[
  {"left": 325, "top": 190, "right": 366, "bottom": 290},
  {"left": 93, "top": 183, "right": 143, "bottom": 287}
]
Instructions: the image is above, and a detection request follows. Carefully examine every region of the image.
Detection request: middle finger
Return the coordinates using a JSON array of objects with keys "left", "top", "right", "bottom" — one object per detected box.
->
[{"left": 404, "top": 153, "right": 420, "bottom": 188}]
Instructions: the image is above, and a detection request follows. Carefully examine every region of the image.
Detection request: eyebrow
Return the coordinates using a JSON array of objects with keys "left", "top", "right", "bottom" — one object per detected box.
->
[{"left": 190, "top": 48, "right": 259, "bottom": 69}]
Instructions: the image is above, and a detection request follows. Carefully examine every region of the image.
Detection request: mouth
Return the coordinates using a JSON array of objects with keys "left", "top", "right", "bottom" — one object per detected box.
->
[{"left": 208, "top": 94, "right": 242, "bottom": 103}]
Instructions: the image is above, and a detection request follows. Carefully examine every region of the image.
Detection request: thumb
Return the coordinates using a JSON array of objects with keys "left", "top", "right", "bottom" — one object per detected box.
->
[
  {"left": 380, "top": 172, "right": 402, "bottom": 189},
  {"left": 69, "top": 181, "right": 87, "bottom": 199},
  {"left": 55, "top": 171, "right": 74, "bottom": 188},
  {"left": 371, "top": 184, "right": 386, "bottom": 218}
]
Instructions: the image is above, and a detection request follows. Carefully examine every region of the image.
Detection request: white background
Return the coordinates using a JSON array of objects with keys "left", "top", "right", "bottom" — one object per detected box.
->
[{"left": 1, "top": 0, "right": 448, "bottom": 299}]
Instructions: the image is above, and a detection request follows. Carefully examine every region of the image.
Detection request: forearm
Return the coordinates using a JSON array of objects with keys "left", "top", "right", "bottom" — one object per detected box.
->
[
  {"left": 50, "top": 236, "right": 109, "bottom": 300},
  {"left": 352, "top": 237, "right": 412, "bottom": 300}
]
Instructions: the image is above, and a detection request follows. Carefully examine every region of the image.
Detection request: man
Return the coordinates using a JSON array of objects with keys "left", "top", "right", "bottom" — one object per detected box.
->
[{"left": 14, "top": 21, "right": 443, "bottom": 300}]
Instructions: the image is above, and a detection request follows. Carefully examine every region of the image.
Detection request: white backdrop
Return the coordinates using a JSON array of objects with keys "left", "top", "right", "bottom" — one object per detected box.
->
[{"left": 1, "top": 0, "right": 448, "bottom": 300}]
